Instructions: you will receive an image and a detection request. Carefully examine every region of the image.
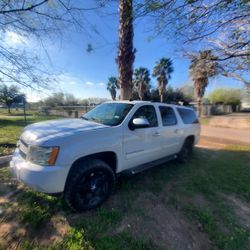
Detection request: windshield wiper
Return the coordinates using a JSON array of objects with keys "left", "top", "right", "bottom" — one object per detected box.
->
[
  {"left": 89, "top": 117, "right": 101, "bottom": 124},
  {"left": 82, "top": 116, "right": 101, "bottom": 124},
  {"left": 81, "top": 117, "right": 89, "bottom": 121}
]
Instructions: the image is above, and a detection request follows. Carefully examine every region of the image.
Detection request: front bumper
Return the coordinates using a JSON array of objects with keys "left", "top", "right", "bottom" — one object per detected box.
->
[{"left": 10, "top": 149, "right": 69, "bottom": 194}]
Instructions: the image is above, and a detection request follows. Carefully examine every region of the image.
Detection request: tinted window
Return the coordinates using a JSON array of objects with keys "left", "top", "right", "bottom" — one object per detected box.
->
[
  {"left": 132, "top": 105, "right": 158, "bottom": 127},
  {"left": 177, "top": 108, "right": 199, "bottom": 124},
  {"left": 159, "top": 106, "right": 177, "bottom": 126}
]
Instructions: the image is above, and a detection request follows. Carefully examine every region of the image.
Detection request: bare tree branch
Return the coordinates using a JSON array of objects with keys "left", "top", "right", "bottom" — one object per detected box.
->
[
  {"left": 0, "top": 0, "right": 108, "bottom": 90},
  {"left": 0, "top": 0, "right": 48, "bottom": 15},
  {"left": 135, "top": 0, "right": 250, "bottom": 86}
]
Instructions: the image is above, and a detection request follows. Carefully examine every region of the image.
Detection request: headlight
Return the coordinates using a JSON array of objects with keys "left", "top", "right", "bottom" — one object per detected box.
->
[{"left": 28, "top": 146, "right": 59, "bottom": 166}]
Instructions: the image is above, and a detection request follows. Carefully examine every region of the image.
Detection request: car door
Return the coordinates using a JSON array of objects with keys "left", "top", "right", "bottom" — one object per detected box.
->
[
  {"left": 158, "top": 106, "right": 184, "bottom": 156},
  {"left": 122, "top": 105, "right": 162, "bottom": 170}
]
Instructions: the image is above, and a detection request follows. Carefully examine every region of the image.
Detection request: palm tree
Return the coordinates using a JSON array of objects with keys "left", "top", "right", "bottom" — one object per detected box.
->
[
  {"left": 116, "top": 0, "right": 135, "bottom": 100},
  {"left": 107, "top": 77, "right": 119, "bottom": 100},
  {"left": 133, "top": 67, "right": 150, "bottom": 100},
  {"left": 189, "top": 50, "right": 219, "bottom": 117},
  {"left": 152, "top": 58, "right": 174, "bottom": 103}
]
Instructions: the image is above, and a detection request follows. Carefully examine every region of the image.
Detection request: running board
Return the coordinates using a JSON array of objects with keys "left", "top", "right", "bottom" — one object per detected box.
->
[{"left": 121, "top": 154, "right": 178, "bottom": 175}]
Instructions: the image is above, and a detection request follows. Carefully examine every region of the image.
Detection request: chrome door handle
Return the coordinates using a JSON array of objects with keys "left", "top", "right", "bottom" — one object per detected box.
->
[
  {"left": 174, "top": 129, "right": 182, "bottom": 134},
  {"left": 153, "top": 132, "right": 160, "bottom": 137}
]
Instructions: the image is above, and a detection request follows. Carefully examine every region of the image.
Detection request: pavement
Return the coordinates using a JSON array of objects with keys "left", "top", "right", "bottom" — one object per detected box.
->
[{"left": 200, "top": 125, "right": 250, "bottom": 146}]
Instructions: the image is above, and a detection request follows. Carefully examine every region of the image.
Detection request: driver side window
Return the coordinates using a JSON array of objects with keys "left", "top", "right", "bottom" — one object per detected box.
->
[{"left": 131, "top": 105, "right": 158, "bottom": 127}]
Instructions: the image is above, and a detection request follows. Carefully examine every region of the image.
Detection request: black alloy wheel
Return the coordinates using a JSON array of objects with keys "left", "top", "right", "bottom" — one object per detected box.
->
[{"left": 64, "top": 159, "right": 115, "bottom": 211}]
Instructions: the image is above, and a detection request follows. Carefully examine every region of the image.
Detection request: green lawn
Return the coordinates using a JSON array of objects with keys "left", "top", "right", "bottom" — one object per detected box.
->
[
  {"left": 0, "top": 144, "right": 249, "bottom": 249},
  {"left": 0, "top": 108, "right": 38, "bottom": 116},
  {"left": 199, "top": 117, "right": 211, "bottom": 125},
  {"left": 0, "top": 115, "right": 63, "bottom": 156}
]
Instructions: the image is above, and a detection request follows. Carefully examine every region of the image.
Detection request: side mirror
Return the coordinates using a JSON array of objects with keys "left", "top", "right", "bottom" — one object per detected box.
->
[{"left": 129, "top": 118, "right": 150, "bottom": 130}]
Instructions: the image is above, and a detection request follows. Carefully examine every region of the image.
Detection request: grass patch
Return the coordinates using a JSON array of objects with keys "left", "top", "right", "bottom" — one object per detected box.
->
[
  {"left": 224, "top": 145, "right": 250, "bottom": 152},
  {"left": 0, "top": 108, "right": 37, "bottom": 116},
  {"left": 186, "top": 206, "right": 250, "bottom": 250},
  {"left": 76, "top": 208, "right": 123, "bottom": 241},
  {"left": 71, "top": 207, "right": 158, "bottom": 250},
  {"left": 182, "top": 148, "right": 250, "bottom": 202},
  {"left": 97, "top": 208, "right": 123, "bottom": 225},
  {"left": 19, "top": 228, "right": 156, "bottom": 250},
  {"left": 114, "top": 146, "right": 250, "bottom": 249},
  {"left": 0, "top": 118, "right": 25, "bottom": 145},
  {"left": 199, "top": 117, "right": 211, "bottom": 125},
  {"left": 0, "top": 115, "right": 63, "bottom": 156},
  {"left": 92, "top": 232, "right": 157, "bottom": 250},
  {"left": 162, "top": 146, "right": 250, "bottom": 249},
  {"left": 53, "top": 228, "right": 94, "bottom": 250},
  {"left": 19, "top": 208, "right": 156, "bottom": 250},
  {"left": 20, "top": 228, "right": 94, "bottom": 250},
  {"left": 17, "top": 189, "right": 63, "bottom": 228},
  {"left": 0, "top": 167, "right": 12, "bottom": 181}
]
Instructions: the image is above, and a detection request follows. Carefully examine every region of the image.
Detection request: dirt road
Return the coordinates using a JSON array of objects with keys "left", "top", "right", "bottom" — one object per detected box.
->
[{"left": 201, "top": 125, "right": 250, "bottom": 146}]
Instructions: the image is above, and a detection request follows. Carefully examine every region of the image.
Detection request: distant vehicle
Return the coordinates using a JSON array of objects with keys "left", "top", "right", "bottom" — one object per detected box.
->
[
  {"left": 10, "top": 101, "right": 200, "bottom": 211},
  {"left": 241, "top": 101, "right": 250, "bottom": 111}
]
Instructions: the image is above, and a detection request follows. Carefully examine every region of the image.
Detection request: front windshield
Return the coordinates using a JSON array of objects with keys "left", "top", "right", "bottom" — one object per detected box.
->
[{"left": 82, "top": 103, "right": 133, "bottom": 126}]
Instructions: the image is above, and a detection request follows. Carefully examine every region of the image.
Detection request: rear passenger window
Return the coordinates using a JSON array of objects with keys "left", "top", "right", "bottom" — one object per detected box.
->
[
  {"left": 159, "top": 106, "right": 177, "bottom": 126},
  {"left": 177, "top": 108, "right": 199, "bottom": 124},
  {"left": 132, "top": 105, "right": 158, "bottom": 127}
]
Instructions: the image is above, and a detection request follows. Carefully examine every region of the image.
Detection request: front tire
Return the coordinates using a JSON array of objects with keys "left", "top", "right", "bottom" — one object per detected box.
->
[
  {"left": 177, "top": 138, "right": 194, "bottom": 163},
  {"left": 64, "top": 159, "right": 115, "bottom": 211}
]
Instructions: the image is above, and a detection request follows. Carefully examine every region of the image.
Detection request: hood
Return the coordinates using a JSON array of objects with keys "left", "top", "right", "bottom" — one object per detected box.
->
[{"left": 21, "top": 118, "right": 108, "bottom": 144}]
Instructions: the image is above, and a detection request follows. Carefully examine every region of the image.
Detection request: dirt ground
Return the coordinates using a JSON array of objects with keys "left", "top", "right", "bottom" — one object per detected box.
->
[
  {"left": 205, "top": 113, "right": 250, "bottom": 129},
  {"left": 0, "top": 139, "right": 249, "bottom": 250}
]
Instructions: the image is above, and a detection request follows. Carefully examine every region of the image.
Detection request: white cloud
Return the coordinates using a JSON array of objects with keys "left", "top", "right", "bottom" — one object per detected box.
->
[
  {"left": 57, "top": 73, "right": 79, "bottom": 85},
  {"left": 4, "top": 31, "right": 28, "bottom": 46},
  {"left": 84, "top": 81, "right": 105, "bottom": 87},
  {"left": 85, "top": 81, "right": 94, "bottom": 86},
  {"left": 53, "top": 74, "right": 105, "bottom": 88}
]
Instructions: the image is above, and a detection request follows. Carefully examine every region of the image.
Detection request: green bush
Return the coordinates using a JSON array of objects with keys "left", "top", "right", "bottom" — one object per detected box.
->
[{"left": 207, "top": 88, "right": 241, "bottom": 106}]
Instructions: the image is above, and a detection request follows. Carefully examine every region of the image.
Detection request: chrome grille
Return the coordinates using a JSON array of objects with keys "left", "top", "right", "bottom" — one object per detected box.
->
[
  {"left": 19, "top": 149, "right": 27, "bottom": 159},
  {"left": 19, "top": 139, "right": 28, "bottom": 159},
  {"left": 20, "top": 138, "right": 28, "bottom": 147}
]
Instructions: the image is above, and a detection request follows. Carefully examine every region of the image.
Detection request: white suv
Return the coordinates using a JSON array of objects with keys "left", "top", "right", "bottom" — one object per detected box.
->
[{"left": 10, "top": 101, "right": 200, "bottom": 211}]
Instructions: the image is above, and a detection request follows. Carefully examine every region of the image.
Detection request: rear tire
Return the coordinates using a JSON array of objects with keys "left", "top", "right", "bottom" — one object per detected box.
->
[
  {"left": 64, "top": 159, "right": 115, "bottom": 212},
  {"left": 177, "top": 138, "right": 194, "bottom": 163}
]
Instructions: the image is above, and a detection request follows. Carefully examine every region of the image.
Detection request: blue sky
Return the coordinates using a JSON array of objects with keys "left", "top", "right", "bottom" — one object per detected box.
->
[{"left": 3, "top": 1, "right": 243, "bottom": 102}]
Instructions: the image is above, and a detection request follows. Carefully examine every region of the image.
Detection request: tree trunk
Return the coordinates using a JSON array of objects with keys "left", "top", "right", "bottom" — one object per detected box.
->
[
  {"left": 158, "top": 75, "right": 167, "bottom": 103},
  {"left": 194, "top": 79, "right": 206, "bottom": 117},
  {"left": 117, "top": 0, "right": 135, "bottom": 100},
  {"left": 194, "top": 80, "right": 202, "bottom": 117},
  {"left": 111, "top": 90, "right": 116, "bottom": 101},
  {"left": 7, "top": 105, "right": 11, "bottom": 114},
  {"left": 120, "top": 87, "right": 132, "bottom": 100},
  {"left": 160, "top": 94, "right": 164, "bottom": 103},
  {"left": 196, "top": 97, "right": 202, "bottom": 117},
  {"left": 138, "top": 83, "right": 144, "bottom": 100}
]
